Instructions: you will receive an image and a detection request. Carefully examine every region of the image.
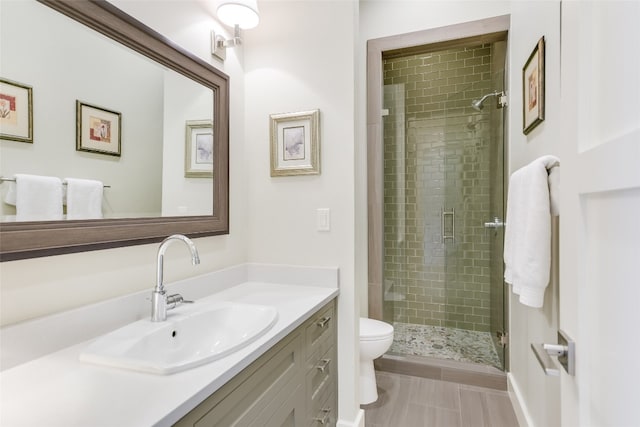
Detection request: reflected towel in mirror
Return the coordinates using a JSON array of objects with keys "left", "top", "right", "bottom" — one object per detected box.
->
[
  {"left": 65, "top": 178, "right": 103, "bottom": 220},
  {"left": 15, "top": 174, "right": 64, "bottom": 221},
  {"left": 3, "top": 181, "right": 17, "bottom": 206}
]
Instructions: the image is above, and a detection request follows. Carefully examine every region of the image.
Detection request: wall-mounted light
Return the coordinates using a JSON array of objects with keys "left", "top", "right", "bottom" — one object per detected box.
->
[{"left": 211, "top": 0, "right": 259, "bottom": 61}]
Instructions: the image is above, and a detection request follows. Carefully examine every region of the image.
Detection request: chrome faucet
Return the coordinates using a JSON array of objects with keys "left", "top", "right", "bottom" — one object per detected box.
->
[{"left": 151, "top": 234, "right": 200, "bottom": 322}]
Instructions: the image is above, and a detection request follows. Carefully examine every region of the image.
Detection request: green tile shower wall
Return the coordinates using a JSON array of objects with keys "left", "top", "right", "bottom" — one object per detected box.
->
[{"left": 382, "top": 44, "right": 494, "bottom": 332}]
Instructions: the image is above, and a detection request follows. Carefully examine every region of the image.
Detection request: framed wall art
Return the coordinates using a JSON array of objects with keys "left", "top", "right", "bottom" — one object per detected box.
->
[
  {"left": 522, "top": 36, "right": 545, "bottom": 135},
  {"left": 76, "top": 101, "right": 122, "bottom": 156},
  {"left": 0, "top": 78, "right": 33, "bottom": 143},
  {"left": 185, "top": 120, "right": 214, "bottom": 178},
  {"left": 270, "top": 109, "right": 320, "bottom": 177}
]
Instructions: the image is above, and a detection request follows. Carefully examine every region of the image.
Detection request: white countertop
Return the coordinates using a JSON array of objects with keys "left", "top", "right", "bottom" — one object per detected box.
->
[{"left": 0, "top": 265, "right": 339, "bottom": 426}]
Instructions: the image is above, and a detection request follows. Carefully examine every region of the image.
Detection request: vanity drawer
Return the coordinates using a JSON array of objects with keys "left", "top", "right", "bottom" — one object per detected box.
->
[
  {"left": 307, "top": 380, "right": 336, "bottom": 427},
  {"left": 305, "top": 303, "right": 335, "bottom": 361},
  {"left": 306, "top": 344, "right": 336, "bottom": 403}
]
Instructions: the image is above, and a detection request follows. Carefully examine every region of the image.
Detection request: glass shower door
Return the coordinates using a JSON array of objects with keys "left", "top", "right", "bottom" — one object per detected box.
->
[{"left": 381, "top": 40, "right": 507, "bottom": 370}]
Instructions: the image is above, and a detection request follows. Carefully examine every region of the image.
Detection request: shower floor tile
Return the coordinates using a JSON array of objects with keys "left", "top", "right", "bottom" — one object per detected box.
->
[{"left": 389, "top": 322, "right": 502, "bottom": 369}]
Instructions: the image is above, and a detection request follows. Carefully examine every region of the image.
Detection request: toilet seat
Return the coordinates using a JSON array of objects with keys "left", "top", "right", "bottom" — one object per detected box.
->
[{"left": 360, "top": 318, "right": 394, "bottom": 341}]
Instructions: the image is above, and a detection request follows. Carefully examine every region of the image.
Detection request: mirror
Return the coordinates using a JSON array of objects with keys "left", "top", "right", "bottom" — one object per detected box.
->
[
  {"left": 0, "top": 0, "right": 229, "bottom": 261},
  {"left": 1, "top": 0, "right": 215, "bottom": 219}
]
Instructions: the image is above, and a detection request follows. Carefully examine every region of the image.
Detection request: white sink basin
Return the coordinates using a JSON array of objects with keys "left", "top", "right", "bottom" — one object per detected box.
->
[{"left": 80, "top": 301, "right": 278, "bottom": 375}]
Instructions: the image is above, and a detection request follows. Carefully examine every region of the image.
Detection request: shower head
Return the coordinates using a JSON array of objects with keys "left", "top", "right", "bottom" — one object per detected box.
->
[
  {"left": 471, "top": 91, "right": 507, "bottom": 111},
  {"left": 471, "top": 98, "right": 487, "bottom": 111}
]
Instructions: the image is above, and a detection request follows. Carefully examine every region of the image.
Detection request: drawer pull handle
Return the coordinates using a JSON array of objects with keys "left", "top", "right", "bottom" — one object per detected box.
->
[
  {"left": 316, "top": 316, "right": 331, "bottom": 328},
  {"left": 313, "top": 408, "right": 331, "bottom": 425},
  {"left": 315, "top": 358, "right": 331, "bottom": 373}
]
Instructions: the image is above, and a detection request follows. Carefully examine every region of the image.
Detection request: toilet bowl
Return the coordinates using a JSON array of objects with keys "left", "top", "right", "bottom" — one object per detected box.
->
[{"left": 359, "top": 317, "right": 394, "bottom": 405}]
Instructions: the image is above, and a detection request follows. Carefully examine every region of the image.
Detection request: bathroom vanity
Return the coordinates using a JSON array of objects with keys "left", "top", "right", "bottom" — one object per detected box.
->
[{"left": 0, "top": 264, "right": 339, "bottom": 426}]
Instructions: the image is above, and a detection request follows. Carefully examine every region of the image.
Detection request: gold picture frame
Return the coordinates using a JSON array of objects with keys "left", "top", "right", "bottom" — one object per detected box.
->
[
  {"left": 185, "top": 120, "right": 214, "bottom": 178},
  {"left": 0, "top": 78, "right": 33, "bottom": 143},
  {"left": 76, "top": 101, "right": 122, "bottom": 156},
  {"left": 269, "top": 109, "right": 320, "bottom": 177},
  {"left": 522, "top": 36, "right": 545, "bottom": 135}
]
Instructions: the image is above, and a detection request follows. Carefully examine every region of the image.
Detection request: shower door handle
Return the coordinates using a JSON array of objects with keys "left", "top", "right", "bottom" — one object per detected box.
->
[
  {"left": 442, "top": 208, "right": 455, "bottom": 243},
  {"left": 484, "top": 217, "right": 506, "bottom": 228}
]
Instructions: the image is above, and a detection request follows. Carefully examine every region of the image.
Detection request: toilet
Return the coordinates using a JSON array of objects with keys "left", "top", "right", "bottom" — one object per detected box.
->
[{"left": 359, "top": 317, "right": 394, "bottom": 405}]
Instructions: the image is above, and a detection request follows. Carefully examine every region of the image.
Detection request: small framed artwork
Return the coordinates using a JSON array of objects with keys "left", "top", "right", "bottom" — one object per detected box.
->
[
  {"left": 522, "top": 36, "right": 545, "bottom": 135},
  {"left": 185, "top": 120, "right": 214, "bottom": 178},
  {"left": 270, "top": 109, "right": 320, "bottom": 177},
  {"left": 76, "top": 101, "right": 122, "bottom": 156},
  {"left": 0, "top": 78, "right": 33, "bottom": 143}
]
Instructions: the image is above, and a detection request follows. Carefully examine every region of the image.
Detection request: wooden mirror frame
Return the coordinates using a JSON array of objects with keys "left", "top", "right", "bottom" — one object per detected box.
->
[{"left": 0, "top": 0, "right": 229, "bottom": 261}]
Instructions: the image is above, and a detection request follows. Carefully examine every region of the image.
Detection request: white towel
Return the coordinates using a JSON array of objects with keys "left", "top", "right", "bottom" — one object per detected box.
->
[
  {"left": 4, "top": 180, "right": 17, "bottom": 206},
  {"left": 65, "top": 178, "right": 103, "bottom": 220},
  {"left": 504, "top": 155, "right": 560, "bottom": 308},
  {"left": 14, "top": 174, "right": 64, "bottom": 221}
]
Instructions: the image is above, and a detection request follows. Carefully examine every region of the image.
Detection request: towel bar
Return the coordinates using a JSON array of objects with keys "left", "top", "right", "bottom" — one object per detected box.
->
[{"left": 0, "top": 176, "right": 110, "bottom": 188}]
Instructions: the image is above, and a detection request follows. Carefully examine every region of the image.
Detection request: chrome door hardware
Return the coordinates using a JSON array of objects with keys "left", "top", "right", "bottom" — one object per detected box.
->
[
  {"left": 497, "top": 331, "right": 509, "bottom": 345},
  {"left": 531, "top": 329, "right": 575, "bottom": 376},
  {"left": 315, "top": 358, "right": 331, "bottom": 373},
  {"left": 484, "top": 217, "right": 506, "bottom": 228},
  {"left": 316, "top": 316, "right": 331, "bottom": 328}
]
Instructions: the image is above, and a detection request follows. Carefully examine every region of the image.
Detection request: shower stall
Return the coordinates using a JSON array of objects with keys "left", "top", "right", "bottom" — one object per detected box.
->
[{"left": 369, "top": 31, "right": 508, "bottom": 372}]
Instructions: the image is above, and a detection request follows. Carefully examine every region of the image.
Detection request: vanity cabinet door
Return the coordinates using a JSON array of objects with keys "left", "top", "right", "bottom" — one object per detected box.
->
[
  {"left": 174, "top": 331, "right": 303, "bottom": 427},
  {"left": 251, "top": 383, "right": 305, "bottom": 427}
]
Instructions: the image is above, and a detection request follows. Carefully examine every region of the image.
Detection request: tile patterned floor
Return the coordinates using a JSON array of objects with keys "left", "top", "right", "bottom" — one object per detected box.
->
[
  {"left": 389, "top": 322, "right": 502, "bottom": 369},
  {"left": 363, "top": 371, "right": 519, "bottom": 427}
]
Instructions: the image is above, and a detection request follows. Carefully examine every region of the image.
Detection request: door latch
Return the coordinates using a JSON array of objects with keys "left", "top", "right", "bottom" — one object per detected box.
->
[{"left": 531, "top": 329, "right": 575, "bottom": 376}]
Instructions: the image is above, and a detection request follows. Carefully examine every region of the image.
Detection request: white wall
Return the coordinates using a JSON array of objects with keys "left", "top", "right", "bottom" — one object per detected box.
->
[
  {"left": 0, "top": 0, "right": 249, "bottom": 326},
  {"left": 161, "top": 71, "right": 214, "bottom": 217},
  {"left": 507, "top": 2, "right": 562, "bottom": 426},
  {"left": 359, "top": 0, "right": 510, "bottom": 40},
  {"left": 243, "top": 1, "right": 360, "bottom": 424}
]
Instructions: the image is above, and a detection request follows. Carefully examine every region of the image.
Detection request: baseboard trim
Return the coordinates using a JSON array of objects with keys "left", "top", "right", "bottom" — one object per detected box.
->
[
  {"left": 507, "top": 373, "right": 533, "bottom": 427},
  {"left": 337, "top": 409, "right": 365, "bottom": 427}
]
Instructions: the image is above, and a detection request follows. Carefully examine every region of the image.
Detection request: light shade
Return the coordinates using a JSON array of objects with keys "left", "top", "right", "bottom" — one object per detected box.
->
[{"left": 217, "top": 0, "right": 259, "bottom": 30}]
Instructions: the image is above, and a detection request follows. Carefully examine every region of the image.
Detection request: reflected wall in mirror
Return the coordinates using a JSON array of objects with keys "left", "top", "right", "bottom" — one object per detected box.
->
[
  {"left": 0, "top": 0, "right": 214, "bottom": 220},
  {"left": 0, "top": 0, "right": 229, "bottom": 261}
]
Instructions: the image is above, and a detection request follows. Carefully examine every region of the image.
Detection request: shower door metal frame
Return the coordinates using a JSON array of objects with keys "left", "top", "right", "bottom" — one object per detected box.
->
[{"left": 366, "top": 15, "right": 511, "bottom": 369}]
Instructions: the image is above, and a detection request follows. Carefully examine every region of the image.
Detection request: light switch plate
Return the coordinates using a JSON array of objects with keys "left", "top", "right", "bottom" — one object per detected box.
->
[{"left": 317, "top": 208, "right": 330, "bottom": 231}]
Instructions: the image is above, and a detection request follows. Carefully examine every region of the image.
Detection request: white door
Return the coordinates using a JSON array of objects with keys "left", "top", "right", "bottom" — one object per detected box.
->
[{"left": 560, "top": 1, "right": 640, "bottom": 426}]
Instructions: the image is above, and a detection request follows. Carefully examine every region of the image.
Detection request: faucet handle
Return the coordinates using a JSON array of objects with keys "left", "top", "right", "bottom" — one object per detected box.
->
[{"left": 166, "top": 293, "right": 193, "bottom": 310}]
